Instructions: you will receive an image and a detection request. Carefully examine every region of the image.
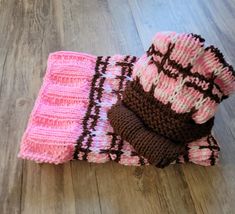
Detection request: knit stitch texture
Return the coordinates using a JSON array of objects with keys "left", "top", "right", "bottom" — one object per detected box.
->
[
  {"left": 18, "top": 47, "right": 226, "bottom": 166},
  {"left": 108, "top": 32, "right": 235, "bottom": 167}
]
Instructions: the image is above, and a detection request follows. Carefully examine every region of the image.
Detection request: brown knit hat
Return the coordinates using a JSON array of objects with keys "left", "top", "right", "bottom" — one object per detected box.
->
[{"left": 108, "top": 32, "right": 235, "bottom": 168}]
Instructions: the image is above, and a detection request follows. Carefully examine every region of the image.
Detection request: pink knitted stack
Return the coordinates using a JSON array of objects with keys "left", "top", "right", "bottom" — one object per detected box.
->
[{"left": 19, "top": 36, "right": 233, "bottom": 166}]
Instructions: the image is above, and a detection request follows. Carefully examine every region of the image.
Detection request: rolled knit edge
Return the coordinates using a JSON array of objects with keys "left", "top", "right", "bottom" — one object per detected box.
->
[{"left": 107, "top": 101, "right": 186, "bottom": 168}]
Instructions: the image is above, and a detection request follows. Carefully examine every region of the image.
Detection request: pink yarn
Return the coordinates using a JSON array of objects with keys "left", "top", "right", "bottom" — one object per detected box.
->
[
  {"left": 19, "top": 52, "right": 96, "bottom": 164},
  {"left": 19, "top": 51, "right": 221, "bottom": 166},
  {"left": 133, "top": 32, "right": 235, "bottom": 124}
]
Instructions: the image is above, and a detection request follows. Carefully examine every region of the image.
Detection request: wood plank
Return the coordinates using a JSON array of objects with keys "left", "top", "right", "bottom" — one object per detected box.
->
[
  {"left": 12, "top": 1, "right": 75, "bottom": 214},
  {"left": 61, "top": 0, "right": 143, "bottom": 55},
  {"left": 95, "top": 163, "right": 196, "bottom": 214},
  {"left": 0, "top": 0, "right": 26, "bottom": 213}
]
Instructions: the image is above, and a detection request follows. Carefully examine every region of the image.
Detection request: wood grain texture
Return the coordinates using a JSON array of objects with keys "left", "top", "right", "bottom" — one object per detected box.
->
[{"left": 0, "top": 0, "right": 234, "bottom": 213}]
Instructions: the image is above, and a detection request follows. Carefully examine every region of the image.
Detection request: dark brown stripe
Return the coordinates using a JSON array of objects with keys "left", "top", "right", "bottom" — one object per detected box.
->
[
  {"left": 147, "top": 40, "right": 235, "bottom": 101},
  {"left": 183, "top": 145, "right": 190, "bottom": 162},
  {"left": 207, "top": 135, "right": 217, "bottom": 165},
  {"left": 114, "top": 139, "right": 124, "bottom": 162},
  {"left": 185, "top": 82, "right": 220, "bottom": 103},
  {"left": 116, "top": 56, "right": 130, "bottom": 100},
  {"left": 107, "top": 132, "right": 118, "bottom": 149},
  {"left": 109, "top": 56, "right": 137, "bottom": 162},
  {"left": 82, "top": 56, "right": 110, "bottom": 160},
  {"left": 147, "top": 44, "right": 164, "bottom": 57},
  {"left": 167, "top": 58, "right": 224, "bottom": 95},
  {"left": 149, "top": 51, "right": 222, "bottom": 103},
  {"left": 73, "top": 56, "right": 103, "bottom": 159},
  {"left": 139, "top": 156, "right": 145, "bottom": 165},
  {"left": 189, "top": 33, "right": 205, "bottom": 43},
  {"left": 114, "top": 56, "right": 130, "bottom": 161},
  {"left": 101, "top": 131, "right": 118, "bottom": 160},
  {"left": 127, "top": 56, "right": 137, "bottom": 77}
]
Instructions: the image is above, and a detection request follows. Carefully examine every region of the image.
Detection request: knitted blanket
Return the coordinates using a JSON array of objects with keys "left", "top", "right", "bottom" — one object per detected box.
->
[{"left": 18, "top": 51, "right": 220, "bottom": 166}]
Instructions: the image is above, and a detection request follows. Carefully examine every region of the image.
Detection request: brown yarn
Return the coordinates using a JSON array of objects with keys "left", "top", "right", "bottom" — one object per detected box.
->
[
  {"left": 147, "top": 43, "right": 222, "bottom": 103},
  {"left": 108, "top": 78, "right": 214, "bottom": 168},
  {"left": 122, "top": 79, "right": 214, "bottom": 143},
  {"left": 107, "top": 101, "right": 186, "bottom": 168}
]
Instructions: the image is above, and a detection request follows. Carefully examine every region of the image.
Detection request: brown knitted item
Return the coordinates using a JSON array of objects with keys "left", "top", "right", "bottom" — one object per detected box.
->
[
  {"left": 107, "top": 101, "right": 186, "bottom": 168},
  {"left": 108, "top": 79, "right": 214, "bottom": 168},
  {"left": 108, "top": 32, "right": 235, "bottom": 168},
  {"left": 123, "top": 79, "right": 214, "bottom": 143}
]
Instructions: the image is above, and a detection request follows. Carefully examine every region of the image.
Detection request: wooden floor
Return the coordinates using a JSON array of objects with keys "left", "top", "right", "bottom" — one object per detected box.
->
[{"left": 1, "top": 0, "right": 235, "bottom": 213}]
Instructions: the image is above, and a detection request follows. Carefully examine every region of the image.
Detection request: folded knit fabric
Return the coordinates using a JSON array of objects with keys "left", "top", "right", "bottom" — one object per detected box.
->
[
  {"left": 18, "top": 33, "right": 234, "bottom": 166},
  {"left": 108, "top": 32, "right": 235, "bottom": 167}
]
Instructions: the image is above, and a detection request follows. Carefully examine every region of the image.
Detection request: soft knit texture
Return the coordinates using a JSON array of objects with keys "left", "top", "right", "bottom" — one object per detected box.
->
[
  {"left": 108, "top": 101, "right": 186, "bottom": 167},
  {"left": 19, "top": 49, "right": 222, "bottom": 166},
  {"left": 108, "top": 32, "right": 235, "bottom": 167},
  {"left": 19, "top": 50, "right": 224, "bottom": 166}
]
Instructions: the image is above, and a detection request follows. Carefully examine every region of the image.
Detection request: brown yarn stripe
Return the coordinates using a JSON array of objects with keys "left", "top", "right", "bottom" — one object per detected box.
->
[
  {"left": 116, "top": 56, "right": 130, "bottom": 100},
  {"left": 189, "top": 33, "right": 205, "bottom": 43},
  {"left": 138, "top": 156, "right": 145, "bottom": 165},
  {"left": 73, "top": 56, "right": 110, "bottom": 160},
  {"left": 199, "top": 145, "right": 220, "bottom": 150},
  {"left": 183, "top": 145, "right": 190, "bottom": 162},
  {"left": 111, "top": 56, "right": 138, "bottom": 162},
  {"left": 127, "top": 56, "right": 137, "bottom": 77},
  {"left": 98, "top": 56, "right": 137, "bottom": 161},
  {"left": 168, "top": 58, "right": 223, "bottom": 95},
  {"left": 73, "top": 56, "right": 102, "bottom": 159},
  {"left": 113, "top": 56, "right": 131, "bottom": 162},
  {"left": 147, "top": 43, "right": 223, "bottom": 102},
  {"left": 147, "top": 44, "right": 164, "bottom": 57},
  {"left": 82, "top": 56, "right": 110, "bottom": 160},
  {"left": 207, "top": 135, "right": 218, "bottom": 165},
  {"left": 146, "top": 35, "right": 228, "bottom": 91},
  {"left": 151, "top": 42, "right": 223, "bottom": 93},
  {"left": 113, "top": 139, "right": 124, "bottom": 162}
]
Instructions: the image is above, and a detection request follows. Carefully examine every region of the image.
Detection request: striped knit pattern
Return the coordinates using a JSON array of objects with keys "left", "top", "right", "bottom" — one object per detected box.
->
[
  {"left": 19, "top": 50, "right": 222, "bottom": 166},
  {"left": 133, "top": 32, "right": 235, "bottom": 124}
]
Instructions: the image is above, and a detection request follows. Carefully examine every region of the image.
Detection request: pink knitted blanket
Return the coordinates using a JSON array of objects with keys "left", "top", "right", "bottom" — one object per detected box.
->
[{"left": 18, "top": 51, "right": 220, "bottom": 166}]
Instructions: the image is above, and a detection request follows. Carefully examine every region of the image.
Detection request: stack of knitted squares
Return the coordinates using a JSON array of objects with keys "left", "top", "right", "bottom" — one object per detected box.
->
[{"left": 19, "top": 32, "right": 235, "bottom": 168}]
